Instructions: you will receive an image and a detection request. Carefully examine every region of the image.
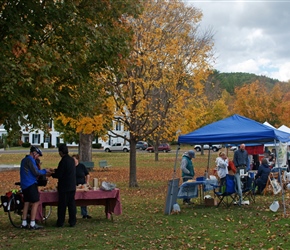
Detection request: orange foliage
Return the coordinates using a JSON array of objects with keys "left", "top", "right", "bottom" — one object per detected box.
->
[
  {"left": 233, "top": 80, "right": 290, "bottom": 127},
  {"left": 12, "top": 41, "right": 27, "bottom": 58}
]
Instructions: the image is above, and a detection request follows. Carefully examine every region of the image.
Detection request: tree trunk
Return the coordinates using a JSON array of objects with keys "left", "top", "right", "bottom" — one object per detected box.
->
[
  {"left": 79, "top": 133, "right": 93, "bottom": 161},
  {"left": 154, "top": 142, "right": 159, "bottom": 161},
  {"left": 129, "top": 140, "right": 138, "bottom": 187},
  {"left": 154, "top": 151, "right": 159, "bottom": 161}
]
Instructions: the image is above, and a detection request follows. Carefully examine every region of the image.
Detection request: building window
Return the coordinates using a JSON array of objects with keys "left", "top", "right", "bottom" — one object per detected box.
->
[
  {"left": 32, "top": 134, "right": 40, "bottom": 144},
  {"left": 116, "top": 121, "right": 122, "bottom": 131},
  {"left": 44, "top": 135, "right": 50, "bottom": 143}
]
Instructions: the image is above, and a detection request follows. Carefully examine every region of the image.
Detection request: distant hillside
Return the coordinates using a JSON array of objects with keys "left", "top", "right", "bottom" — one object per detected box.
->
[{"left": 203, "top": 71, "right": 281, "bottom": 100}]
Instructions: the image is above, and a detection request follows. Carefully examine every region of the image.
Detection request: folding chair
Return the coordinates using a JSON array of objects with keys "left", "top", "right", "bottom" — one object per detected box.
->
[
  {"left": 212, "top": 174, "right": 237, "bottom": 208},
  {"left": 263, "top": 172, "right": 280, "bottom": 195},
  {"left": 242, "top": 176, "right": 256, "bottom": 203}
]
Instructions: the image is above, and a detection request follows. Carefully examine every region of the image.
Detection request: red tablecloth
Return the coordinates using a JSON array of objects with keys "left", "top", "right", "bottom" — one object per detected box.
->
[{"left": 36, "top": 189, "right": 122, "bottom": 221}]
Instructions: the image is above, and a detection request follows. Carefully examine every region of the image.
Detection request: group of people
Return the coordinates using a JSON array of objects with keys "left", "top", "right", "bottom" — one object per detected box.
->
[
  {"left": 19, "top": 145, "right": 91, "bottom": 230},
  {"left": 180, "top": 143, "right": 277, "bottom": 205}
]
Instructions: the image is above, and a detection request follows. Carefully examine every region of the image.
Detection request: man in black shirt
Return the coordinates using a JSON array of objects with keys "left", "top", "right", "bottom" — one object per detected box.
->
[{"left": 52, "top": 144, "right": 76, "bottom": 227}]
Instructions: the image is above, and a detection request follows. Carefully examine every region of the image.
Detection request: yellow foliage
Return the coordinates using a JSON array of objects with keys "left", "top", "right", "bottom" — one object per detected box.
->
[
  {"left": 56, "top": 94, "right": 115, "bottom": 135},
  {"left": 98, "top": 0, "right": 215, "bottom": 145}
]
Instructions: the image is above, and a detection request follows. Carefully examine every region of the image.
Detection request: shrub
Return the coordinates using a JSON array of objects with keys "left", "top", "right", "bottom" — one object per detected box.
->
[
  {"left": 56, "top": 143, "right": 66, "bottom": 148},
  {"left": 22, "top": 142, "right": 31, "bottom": 148},
  {"left": 12, "top": 141, "right": 21, "bottom": 147},
  {"left": 92, "top": 143, "right": 102, "bottom": 149}
]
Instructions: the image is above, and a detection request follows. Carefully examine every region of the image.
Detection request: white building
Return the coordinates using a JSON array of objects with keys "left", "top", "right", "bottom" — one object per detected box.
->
[{"left": 0, "top": 119, "right": 128, "bottom": 148}]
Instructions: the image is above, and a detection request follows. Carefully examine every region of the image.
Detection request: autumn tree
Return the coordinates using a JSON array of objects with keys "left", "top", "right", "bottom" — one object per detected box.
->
[
  {"left": 54, "top": 92, "right": 115, "bottom": 161},
  {"left": 0, "top": 0, "right": 140, "bottom": 147},
  {"left": 102, "top": 0, "right": 214, "bottom": 187},
  {"left": 232, "top": 80, "right": 290, "bottom": 127},
  {"left": 233, "top": 80, "right": 267, "bottom": 121},
  {"left": 261, "top": 83, "right": 290, "bottom": 127}
]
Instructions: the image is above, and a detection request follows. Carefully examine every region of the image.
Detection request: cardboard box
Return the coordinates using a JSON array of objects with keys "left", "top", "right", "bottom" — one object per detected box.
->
[{"left": 204, "top": 198, "right": 216, "bottom": 207}]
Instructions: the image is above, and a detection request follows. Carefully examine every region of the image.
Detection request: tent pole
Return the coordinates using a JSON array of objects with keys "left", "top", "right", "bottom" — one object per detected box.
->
[
  {"left": 207, "top": 146, "right": 211, "bottom": 177},
  {"left": 173, "top": 145, "right": 180, "bottom": 179}
]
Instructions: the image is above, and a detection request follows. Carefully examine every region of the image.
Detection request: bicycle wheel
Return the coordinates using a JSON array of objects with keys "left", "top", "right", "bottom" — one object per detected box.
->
[{"left": 8, "top": 196, "right": 22, "bottom": 228}]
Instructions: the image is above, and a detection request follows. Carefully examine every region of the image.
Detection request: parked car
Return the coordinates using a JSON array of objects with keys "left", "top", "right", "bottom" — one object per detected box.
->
[
  {"left": 230, "top": 146, "right": 238, "bottom": 151},
  {"left": 136, "top": 141, "right": 148, "bottom": 150},
  {"left": 194, "top": 144, "right": 222, "bottom": 152},
  {"left": 104, "top": 143, "right": 130, "bottom": 152},
  {"left": 146, "top": 143, "right": 171, "bottom": 153}
]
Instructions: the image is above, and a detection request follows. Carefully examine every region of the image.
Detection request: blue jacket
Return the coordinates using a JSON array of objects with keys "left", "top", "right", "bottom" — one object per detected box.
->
[
  {"left": 20, "top": 155, "right": 47, "bottom": 190},
  {"left": 255, "top": 163, "right": 271, "bottom": 184}
]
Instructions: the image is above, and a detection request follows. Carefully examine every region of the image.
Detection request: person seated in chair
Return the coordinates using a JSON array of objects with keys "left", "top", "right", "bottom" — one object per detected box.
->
[{"left": 255, "top": 158, "right": 271, "bottom": 194}]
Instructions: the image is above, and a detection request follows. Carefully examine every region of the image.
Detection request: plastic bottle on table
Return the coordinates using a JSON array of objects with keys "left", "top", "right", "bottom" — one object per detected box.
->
[{"left": 204, "top": 170, "right": 208, "bottom": 180}]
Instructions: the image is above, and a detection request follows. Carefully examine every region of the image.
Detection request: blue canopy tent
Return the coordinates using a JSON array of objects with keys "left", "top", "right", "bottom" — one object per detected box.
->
[
  {"left": 178, "top": 114, "right": 290, "bottom": 173},
  {"left": 178, "top": 114, "right": 290, "bottom": 213},
  {"left": 178, "top": 114, "right": 290, "bottom": 145}
]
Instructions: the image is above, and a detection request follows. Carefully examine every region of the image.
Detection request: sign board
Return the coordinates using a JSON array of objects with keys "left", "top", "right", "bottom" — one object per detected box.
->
[{"left": 164, "top": 178, "right": 180, "bottom": 215}]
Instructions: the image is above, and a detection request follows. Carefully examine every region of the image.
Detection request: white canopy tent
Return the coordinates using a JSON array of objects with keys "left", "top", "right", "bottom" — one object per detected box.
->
[
  {"left": 263, "top": 121, "right": 276, "bottom": 129},
  {"left": 278, "top": 125, "right": 290, "bottom": 133}
]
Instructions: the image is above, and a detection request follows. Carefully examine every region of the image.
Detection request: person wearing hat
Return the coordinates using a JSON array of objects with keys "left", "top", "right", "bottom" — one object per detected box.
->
[
  {"left": 180, "top": 150, "right": 195, "bottom": 205},
  {"left": 20, "top": 146, "right": 52, "bottom": 230}
]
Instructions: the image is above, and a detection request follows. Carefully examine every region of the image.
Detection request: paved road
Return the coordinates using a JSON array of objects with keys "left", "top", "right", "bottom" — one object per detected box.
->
[
  {"left": 0, "top": 148, "right": 153, "bottom": 154},
  {"left": 0, "top": 148, "right": 104, "bottom": 154}
]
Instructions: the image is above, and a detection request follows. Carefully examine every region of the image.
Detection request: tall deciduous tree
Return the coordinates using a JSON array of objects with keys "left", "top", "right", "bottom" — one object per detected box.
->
[
  {"left": 0, "top": 0, "right": 140, "bottom": 141},
  {"left": 103, "top": 0, "right": 214, "bottom": 187}
]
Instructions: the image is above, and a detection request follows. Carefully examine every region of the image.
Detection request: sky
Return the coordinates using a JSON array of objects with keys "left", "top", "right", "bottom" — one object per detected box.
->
[{"left": 184, "top": 0, "right": 290, "bottom": 82}]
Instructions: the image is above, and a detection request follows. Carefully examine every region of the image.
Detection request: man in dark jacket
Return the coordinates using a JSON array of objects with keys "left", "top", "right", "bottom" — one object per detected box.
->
[
  {"left": 52, "top": 144, "right": 76, "bottom": 227},
  {"left": 255, "top": 158, "right": 271, "bottom": 194},
  {"left": 233, "top": 144, "right": 249, "bottom": 171}
]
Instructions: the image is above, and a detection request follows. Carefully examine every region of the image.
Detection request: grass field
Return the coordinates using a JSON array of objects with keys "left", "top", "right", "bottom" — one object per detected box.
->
[{"left": 0, "top": 147, "right": 290, "bottom": 249}]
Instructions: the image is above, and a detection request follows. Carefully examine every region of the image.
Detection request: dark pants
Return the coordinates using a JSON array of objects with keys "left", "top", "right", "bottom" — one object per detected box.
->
[
  {"left": 182, "top": 177, "right": 193, "bottom": 203},
  {"left": 255, "top": 179, "right": 266, "bottom": 194},
  {"left": 81, "top": 206, "right": 88, "bottom": 216},
  {"left": 57, "top": 190, "right": 76, "bottom": 227}
]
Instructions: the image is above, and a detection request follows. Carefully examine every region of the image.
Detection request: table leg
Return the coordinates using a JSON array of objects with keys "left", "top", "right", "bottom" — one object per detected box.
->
[
  {"left": 198, "top": 184, "right": 205, "bottom": 205},
  {"left": 106, "top": 199, "right": 114, "bottom": 222}
]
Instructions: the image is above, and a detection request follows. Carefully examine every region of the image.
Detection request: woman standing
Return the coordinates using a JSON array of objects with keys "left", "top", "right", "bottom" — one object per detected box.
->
[
  {"left": 72, "top": 154, "right": 92, "bottom": 219},
  {"left": 215, "top": 151, "right": 229, "bottom": 187}
]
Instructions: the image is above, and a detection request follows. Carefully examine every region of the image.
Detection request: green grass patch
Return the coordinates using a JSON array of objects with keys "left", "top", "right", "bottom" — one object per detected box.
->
[{"left": 0, "top": 149, "right": 290, "bottom": 249}]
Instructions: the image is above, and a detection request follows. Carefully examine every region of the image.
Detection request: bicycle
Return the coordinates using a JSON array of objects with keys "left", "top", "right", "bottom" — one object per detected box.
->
[{"left": 1, "top": 182, "right": 52, "bottom": 228}]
